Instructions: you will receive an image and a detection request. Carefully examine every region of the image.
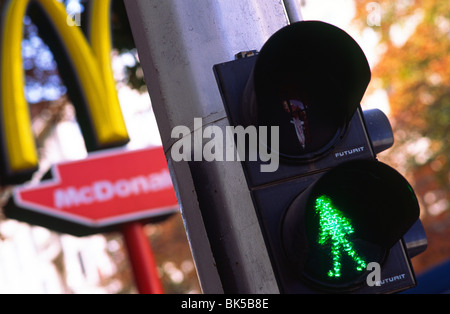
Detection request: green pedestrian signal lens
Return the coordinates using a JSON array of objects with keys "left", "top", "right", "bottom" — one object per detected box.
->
[
  {"left": 315, "top": 195, "right": 367, "bottom": 279},
  {"left": 281, "top": 160, "right": 420, "bottom": 291},
  {"left": 301, "top": 193, "right": 385, "bottom": 290}
]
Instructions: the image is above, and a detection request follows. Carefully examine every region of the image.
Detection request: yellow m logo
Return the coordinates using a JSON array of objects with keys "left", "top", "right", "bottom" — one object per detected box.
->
[{"left": 0, "top": 0, "right": 129, "bottom": 184}]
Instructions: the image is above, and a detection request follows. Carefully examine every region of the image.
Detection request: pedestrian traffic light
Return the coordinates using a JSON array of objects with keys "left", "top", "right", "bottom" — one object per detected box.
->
[{"left": 214, "top": 21, "right": 426, "bottom": 293}]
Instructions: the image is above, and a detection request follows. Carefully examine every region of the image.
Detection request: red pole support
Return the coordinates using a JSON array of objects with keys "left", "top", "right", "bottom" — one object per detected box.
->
[{"left": 122, "top": 222, "right": 164, "bottom": 294}]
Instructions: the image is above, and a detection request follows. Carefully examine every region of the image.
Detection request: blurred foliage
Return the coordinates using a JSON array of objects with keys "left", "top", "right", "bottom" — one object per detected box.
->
[
  {"left": 110, "top": 0, "right": 146, "bottom": 91},
  {"left": 354, "top": 0, "right": 450, "bottom": 211},
  {"left": 149, "top": 215, "right": 202, "bottom": 294},
  {"left": 354, "top": 0, "right": 450, "bottom": 272},
  {"left": 78, "top": 0, "right": 146, "bottom": 91}
]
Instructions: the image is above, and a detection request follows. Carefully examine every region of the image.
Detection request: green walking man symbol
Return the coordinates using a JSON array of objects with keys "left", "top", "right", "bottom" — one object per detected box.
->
[{"left": 315, "top": 195, "right": 367, "bottom": 278}]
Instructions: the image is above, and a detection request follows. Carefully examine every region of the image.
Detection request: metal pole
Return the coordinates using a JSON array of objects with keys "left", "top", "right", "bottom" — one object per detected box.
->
[
  {"left": 124, "top": 0, "right": 295, "bottom": 293},
  {"left": 122, "top": 222, "right": 164, "bottom": 294},
  {"left": 283, "top": 0, "right": 304, "bottom": 23}
]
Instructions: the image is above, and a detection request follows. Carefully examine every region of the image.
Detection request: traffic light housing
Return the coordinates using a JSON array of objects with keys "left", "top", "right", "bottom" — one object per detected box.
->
[{"left": 214, "top": 21, "right": 426, "bottom": 293}]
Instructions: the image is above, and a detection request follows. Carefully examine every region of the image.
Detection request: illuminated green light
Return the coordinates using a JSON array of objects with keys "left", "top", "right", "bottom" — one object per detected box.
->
[{"left": 315, "top": 195, "right": 367, "bottom": 278}]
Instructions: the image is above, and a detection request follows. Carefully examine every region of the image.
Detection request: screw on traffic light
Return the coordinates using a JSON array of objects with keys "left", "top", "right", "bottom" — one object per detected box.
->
[{"left": 214, "top": 21, "right": 427, "bottom": 293}]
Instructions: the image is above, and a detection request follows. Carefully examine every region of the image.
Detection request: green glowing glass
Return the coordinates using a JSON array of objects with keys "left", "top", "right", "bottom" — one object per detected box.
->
[{"left": 315, "top": 195, "right": 367, "bottom": 278}]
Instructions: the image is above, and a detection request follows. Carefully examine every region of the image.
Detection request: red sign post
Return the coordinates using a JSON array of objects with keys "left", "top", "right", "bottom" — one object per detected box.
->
[{"left": 8, "top": 146, "right": 178, "bottom": 294}]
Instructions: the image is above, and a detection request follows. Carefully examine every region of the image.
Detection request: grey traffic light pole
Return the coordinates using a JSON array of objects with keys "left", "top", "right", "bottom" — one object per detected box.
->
[{"left": 124, "top": 0, "right": 299, "bottom": 293}]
